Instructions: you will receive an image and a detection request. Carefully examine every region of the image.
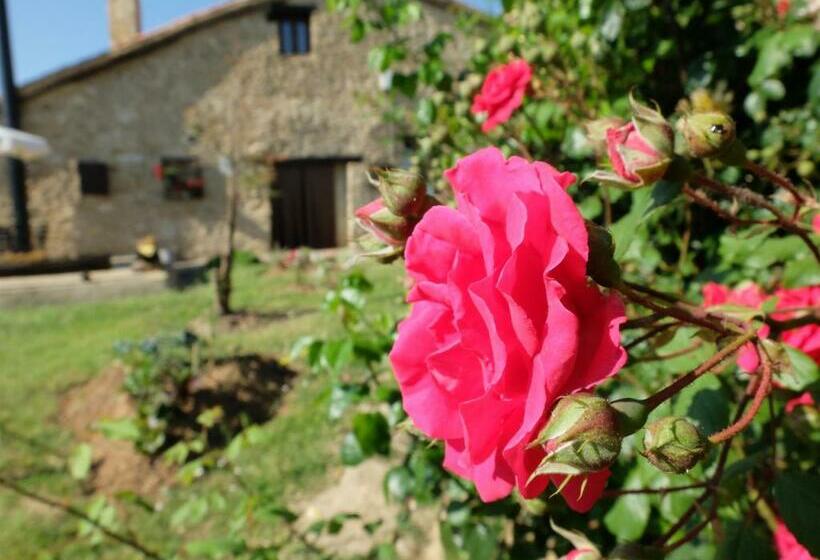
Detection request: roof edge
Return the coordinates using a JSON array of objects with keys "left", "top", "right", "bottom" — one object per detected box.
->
[{"left": 19, "top": 0, "right": 473, "bottom": 101}]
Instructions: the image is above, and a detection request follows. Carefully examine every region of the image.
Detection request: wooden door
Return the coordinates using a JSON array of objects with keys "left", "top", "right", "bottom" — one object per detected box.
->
[{"left": 272, "top": 161, "right": 337, "bottom": 248}]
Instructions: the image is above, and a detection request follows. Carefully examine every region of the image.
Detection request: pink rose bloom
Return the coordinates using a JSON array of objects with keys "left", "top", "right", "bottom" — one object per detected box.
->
[
  {"left": 777, "top": 0, "right": 791, "bottom": 17},
  {"left": 390, "top": 147, "right": 626, "bottom": 510},
  {"left": 785, "top": 391, "right": 815, "bottom": 414},
  {"left": 812, "top": 214, "right": 820, "bottom": 234},
  {"left": 702, "top": 282, "right": 770, "bottom": 372},
  {"left": 774, "top": 519, "right": 815, "bottom": 560},
  {"left": 471, "top": 59, "right": 532, "bottom": 133},
  {"left": 773, "top": 286, "right": 820, "bottom": 364}
]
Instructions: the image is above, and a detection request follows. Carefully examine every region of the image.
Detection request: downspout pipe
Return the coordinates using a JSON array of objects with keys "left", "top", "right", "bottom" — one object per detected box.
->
[{"left": 0, "top": 0, "right": 30, "bottom": 252}]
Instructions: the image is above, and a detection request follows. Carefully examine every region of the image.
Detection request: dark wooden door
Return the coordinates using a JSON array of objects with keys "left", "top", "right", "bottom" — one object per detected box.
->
[{"left": 272, "top": 161, "right": 337, "bottom": 248}]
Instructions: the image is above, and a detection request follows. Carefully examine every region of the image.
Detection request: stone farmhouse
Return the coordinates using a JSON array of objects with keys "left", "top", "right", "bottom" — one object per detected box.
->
[{"left": 0, "top": 0, "right": 463, "bottom": 259}]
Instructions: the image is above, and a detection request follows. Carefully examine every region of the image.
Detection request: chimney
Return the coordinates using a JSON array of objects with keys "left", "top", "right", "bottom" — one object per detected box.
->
[{"left": 108, "top": 0, "right": 141, "bottom": 50}]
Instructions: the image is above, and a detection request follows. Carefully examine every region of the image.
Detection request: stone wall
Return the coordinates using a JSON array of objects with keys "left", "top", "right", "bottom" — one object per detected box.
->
[{"left": 0, "top": 0, "right": 462, "bottom": 259}]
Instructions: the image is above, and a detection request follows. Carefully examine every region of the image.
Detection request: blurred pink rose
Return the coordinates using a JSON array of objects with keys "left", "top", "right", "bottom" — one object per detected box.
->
[
  {"left": 772, "top": 286, "right": 820, "bottom": 364},
  {"left": 811, "top": 214, "right": 820, "bottom": 234},
  {"left": 774, "top": 519, "right": 815, "bottom": 560},
  {"left": 390, "top": 147, "right": 626, "bottom": 510},
  {"left": 777, "top": 0, "right": 791, "bottom": 17},
  {"left": 785, "top": 391, "right": 815, "bottom": 414},
  {"left": 471, "top": 59, "right": 532, "bottom": 133},
  {"left": 702, "top": 282, "right": 770, "bottom": 372}
]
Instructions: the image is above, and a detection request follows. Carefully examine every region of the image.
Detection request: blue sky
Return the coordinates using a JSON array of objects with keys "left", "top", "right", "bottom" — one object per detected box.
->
[{"left": 7, "top": 0, "right": 497, "bottom": 85}]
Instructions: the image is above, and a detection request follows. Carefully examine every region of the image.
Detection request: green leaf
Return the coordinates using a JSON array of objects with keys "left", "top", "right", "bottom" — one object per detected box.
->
[
  {"left": 352, "top": 412, "right": 391, "bottom": 457},
  {"left": 779, "top": 345, "right": 820, "bottom": 391},
  {"left": 95, "top": 418, "right": 141, "bottom": 442},
  {"left": 673, "top": 374, "right": 730, "bottom": 436},
  {"left": 384, "top": 466, "right": 414, "bottom": 501},
  {"left": 774, "top": 472, "right": 820, "bottom": 556},
  {"left": 340, "top": 432, "right": 365, "bottom": 466},
  {"left": 604, "top": 467, "right": 651, "bottom": 540},
  {"left": 68, "top": 443, "right": 93, "bottom": 480},
  {"left": 611, "top": 189, "right": 654, "bottom": 259},
  {"left": 718, "top": 520, "right": 777, "bottom": 560},
  {"left": 185, "top": 537, "right": 246, "bottom": 558}
]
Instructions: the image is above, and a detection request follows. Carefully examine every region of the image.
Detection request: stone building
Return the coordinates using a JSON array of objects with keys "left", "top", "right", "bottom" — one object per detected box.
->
[{"left": 0, "top": 0, "right": 463, "bottom": 259}]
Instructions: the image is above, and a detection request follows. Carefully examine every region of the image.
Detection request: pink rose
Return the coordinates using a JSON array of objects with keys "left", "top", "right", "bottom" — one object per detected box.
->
[
  {"left": 390, "top": 147, "right": 627, "bottom": 510},
  {"left": 563, "top": 549, "right": 599, "bottom": 560},
  {"left": 811, "top": 214, "right": 820, "bottom": 234},
  {"left": 702, "top": 282, "right": 770, "bottom": 372},
  {"left": 471, "top": 59, "right": 532, "bottom": 133},
  {"left": 772, "top": 286, "right": 820, "bottom": 364},
  {"left": 777, "top": 0, "right": 791, "bottom": 17},
  {"left": 774, "top": 519, "right": 815, "bottom": 560},
  {"left": 785, "top": 391, "right": 815, "bottom": 414}
]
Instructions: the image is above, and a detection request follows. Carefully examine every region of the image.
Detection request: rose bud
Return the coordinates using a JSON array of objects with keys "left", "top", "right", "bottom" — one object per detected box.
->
[
  {"left": 584, "top": 116, "right": 626, "bottom": 160},
  {"left": 586, "top": 96, "right": 674, "bottom": 189},
  {"left": 529, "top": 395, "right": 622, "bottom": 478},
  {"left": 677, "top": 111, "right": 737, "bottom": 158},
  {"left": 355, "top": 198, "right": 413, "bottom": 248},
  {"left": 368, "top": 168, "right": 428, "bottom": 218},
  {"left": 551, "top": 520, "right": 603, "bottom": 560},
  {"left": 643, "top": 416, "right": 708, "bottom": 474}
]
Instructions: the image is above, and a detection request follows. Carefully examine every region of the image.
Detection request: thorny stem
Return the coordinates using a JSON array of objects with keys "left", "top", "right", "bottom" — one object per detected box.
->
[
  {"left": 743, "top": 160, "right": 805, "bottom": 206},
  {"left": 767, "top": 308, "right": 820, "bottom": 337},
  {"left": 618, "top": 282, "right": 742, "bottom": 336},
  {"left": 642, "top": 330, "right": 758, "bottom": 412},
  {"left": 683, "top": 185, "right": 774, "bottom": 228},
  {"left": 624, "top": 321, "right": 679, "bottom": 351},
  {"left": 692, "top": 173, "right": 820, "bottom": 263},
  {"left": 709, "top": 344, "right": 773, "bottom": 444},
  {"left": 602, "top": 482, "right": 707, "bottom": 498},
  {"left": 0, "top": 476, "right": 165, "bottom": 560},
  {"left": 629, "top": 339, "right": 703, "bottom": 364}
]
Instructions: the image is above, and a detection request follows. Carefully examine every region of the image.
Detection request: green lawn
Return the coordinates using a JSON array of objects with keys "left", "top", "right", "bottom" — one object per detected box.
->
[{"left": 0, "top": 256, "right": 406, "bottom": 559}]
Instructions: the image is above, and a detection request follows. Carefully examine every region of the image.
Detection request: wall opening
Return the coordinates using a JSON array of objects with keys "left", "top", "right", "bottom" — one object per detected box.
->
[{"left": 271, "top": 159, "right": 345, "bottom": 249}]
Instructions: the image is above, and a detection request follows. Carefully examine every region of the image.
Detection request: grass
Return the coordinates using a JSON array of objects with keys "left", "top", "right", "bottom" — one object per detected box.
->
[{"left": 0, "top": 255, "right": 406, "bottom": 559}]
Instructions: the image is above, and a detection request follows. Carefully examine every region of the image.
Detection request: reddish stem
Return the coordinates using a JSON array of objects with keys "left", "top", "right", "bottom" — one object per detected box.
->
[
  {"left": 743, "top": 160, "right": 804, "bottom": 205},
  {"left": 709, "top": 344, "right": 772, "bottom": 444}
]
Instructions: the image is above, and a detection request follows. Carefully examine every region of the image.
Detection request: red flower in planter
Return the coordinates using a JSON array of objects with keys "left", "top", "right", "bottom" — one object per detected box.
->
[
  {"left": 390, "top": 147, "right": 626, "bottom": 510},
  {"left": 471, "top": 59, "right": 532, "bottom": 133}
]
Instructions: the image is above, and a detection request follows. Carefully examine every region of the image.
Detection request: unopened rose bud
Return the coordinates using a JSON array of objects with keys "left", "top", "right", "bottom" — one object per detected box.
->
[
  {"left": 643, "top": 416, "right": 708, "bottom": 474},
  {"left": 677, "top": 112, "right": 737, "bottom": 158},
  {"left": 584, "top": 117, "right": 626, "bottom": 159},
  {"left": 355, "top": 198, "right": 413, "bottom": 248},
  {"left": 369, "top": 168, "right": 428, "bottom": 218},
  {"left": 585, "top": 222, "right": 621, "bottom": 288},
  {"left": 530, "top": 395, "right": 622, "bottom": 478},
  {"left": 608, "top": 543, "right": 664, "bottom": 560},
  {"left": 551, "top": 520, "right": 603, "bottom": 560},
  {"left": 585, "top": 95, "right": 674, "bottom": 190}
]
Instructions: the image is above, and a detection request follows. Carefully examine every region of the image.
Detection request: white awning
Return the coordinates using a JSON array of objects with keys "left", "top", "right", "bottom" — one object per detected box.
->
[{"left": 0, "top": 126, "right": 50, "bottom": 161}]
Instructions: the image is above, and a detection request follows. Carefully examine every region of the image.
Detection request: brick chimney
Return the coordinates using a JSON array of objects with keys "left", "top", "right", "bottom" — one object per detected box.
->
[{"left": 108, "top": 0, "right": 141, "bottom": 50}]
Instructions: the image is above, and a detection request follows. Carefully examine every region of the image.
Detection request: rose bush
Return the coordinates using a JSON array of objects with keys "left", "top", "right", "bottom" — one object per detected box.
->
[
  {"left": 389, "top": 147, "right": 627, "bottom": 510},
  {"left": 470, "top": 59, "right": 532, "bottom": 133}
]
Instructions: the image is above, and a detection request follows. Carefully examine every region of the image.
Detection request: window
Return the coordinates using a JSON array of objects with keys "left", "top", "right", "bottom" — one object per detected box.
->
[
  {"left": 78, "top": 161, "right": 109, "bottom": 196},
  {"left": 268, "top": 5, "right": 312, "bottom": 55},
  {"left": 154, "top": 157, "right": 204, "bottom": 200}
]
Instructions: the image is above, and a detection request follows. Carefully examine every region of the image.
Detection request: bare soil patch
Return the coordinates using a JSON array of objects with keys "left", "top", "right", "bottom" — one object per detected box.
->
[{"left": 58, "top": 355, "right": 296, "bottom": 496}]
